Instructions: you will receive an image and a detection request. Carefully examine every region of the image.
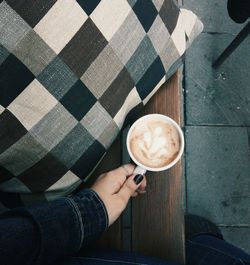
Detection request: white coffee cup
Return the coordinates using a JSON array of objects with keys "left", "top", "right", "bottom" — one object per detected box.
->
[{"left": 126, "top": 114, "right": 184, "bottom": 175}]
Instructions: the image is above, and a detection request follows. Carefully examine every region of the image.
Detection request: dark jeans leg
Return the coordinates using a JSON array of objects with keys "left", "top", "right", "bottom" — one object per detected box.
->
[
  {"left": 58, "top": 249, "right": 179, "bottom": 265},
  {"left": 186, "top": 234, "right": 250, "bottom": 265},
  {"left": 57, "top": 235, "right": 250, "bottom": 265}
]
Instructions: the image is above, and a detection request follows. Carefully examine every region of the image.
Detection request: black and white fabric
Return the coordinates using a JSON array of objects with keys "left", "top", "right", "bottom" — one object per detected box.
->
[{"left": 0, "top": 0, "right": 203, "bottom": 209}]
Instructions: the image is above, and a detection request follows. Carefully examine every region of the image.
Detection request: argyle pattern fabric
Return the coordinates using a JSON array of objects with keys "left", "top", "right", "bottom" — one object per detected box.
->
[{"left": 0, "top": 0, "right": 203, "bottom": 209}]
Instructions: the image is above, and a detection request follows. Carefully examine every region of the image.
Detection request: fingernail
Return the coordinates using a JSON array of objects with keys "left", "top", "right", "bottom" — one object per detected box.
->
[{"left": 134, "top": 174, "right": 143, "bottom": 185}]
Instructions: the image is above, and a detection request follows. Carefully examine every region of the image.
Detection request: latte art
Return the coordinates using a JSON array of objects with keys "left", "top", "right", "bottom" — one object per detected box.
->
[{"left": 129, "top": 119, "right": 180, "bottom": 168}]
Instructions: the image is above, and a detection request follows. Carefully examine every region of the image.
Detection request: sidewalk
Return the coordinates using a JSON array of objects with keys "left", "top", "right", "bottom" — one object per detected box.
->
[{"left": 184, "top": 0, "right": 250, "bottom": 253}]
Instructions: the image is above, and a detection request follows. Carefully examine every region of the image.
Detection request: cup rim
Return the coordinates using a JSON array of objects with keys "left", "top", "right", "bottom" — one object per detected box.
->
[{"left": 126, "top": 114, "right": 185, "bottom": 172}]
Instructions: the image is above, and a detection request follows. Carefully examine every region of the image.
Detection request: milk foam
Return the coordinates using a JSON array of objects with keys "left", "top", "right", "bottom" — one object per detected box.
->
[{"left": 129, "top": 119, "right": 180, "bottom": 168}]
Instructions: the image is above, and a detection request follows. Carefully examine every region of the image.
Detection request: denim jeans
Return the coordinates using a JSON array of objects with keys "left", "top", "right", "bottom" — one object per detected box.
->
[
  {"left": 0, "top": 189, "right": 108, "bottom": 265},
  {"left": 55, "top": 235, "right": 250, "bottom": 265},
  {"left": 0, "top": 189, "right": 249, "bottom": 265}
]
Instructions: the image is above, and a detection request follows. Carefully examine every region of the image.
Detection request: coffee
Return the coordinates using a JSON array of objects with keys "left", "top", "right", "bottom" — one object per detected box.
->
[{"left": 129, "top": 118, "right": 180, "bottom": 168}]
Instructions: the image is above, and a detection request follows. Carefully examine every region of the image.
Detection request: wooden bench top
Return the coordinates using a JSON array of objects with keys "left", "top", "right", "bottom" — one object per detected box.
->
[{"left": 87, "top": 71, "right": 185, "bottom": 264}]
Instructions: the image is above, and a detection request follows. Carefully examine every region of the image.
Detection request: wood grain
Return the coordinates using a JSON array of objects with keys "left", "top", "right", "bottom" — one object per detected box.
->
[
  {"left": 90, "top": 71, "right": 185, "bottom": 263},
  {"left": 131, "top": 71, "right": 185, "bottom": 264}
]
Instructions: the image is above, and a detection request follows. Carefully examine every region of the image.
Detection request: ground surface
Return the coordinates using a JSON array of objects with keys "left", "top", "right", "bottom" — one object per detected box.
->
[{"left": 184, "top": 0, "right": 250, "bottom": 253}]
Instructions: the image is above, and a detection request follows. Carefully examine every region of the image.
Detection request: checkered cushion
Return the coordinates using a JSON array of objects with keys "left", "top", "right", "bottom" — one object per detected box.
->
[{"left": 0, "top": 0, "right": 203, "bottom": 208}]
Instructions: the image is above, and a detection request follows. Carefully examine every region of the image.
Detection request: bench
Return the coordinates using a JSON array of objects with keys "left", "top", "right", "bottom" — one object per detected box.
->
[{"left": 87, "top": 71, "right": 185, "bottom": 264}]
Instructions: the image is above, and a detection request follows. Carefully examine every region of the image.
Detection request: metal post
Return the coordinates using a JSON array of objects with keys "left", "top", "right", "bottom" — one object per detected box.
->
[{"left": 213, "top": 21, "right": 250, "bottom": 68}]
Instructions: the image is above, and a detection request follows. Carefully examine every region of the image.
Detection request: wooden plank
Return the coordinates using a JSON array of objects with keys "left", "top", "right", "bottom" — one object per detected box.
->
[{"left": 131, "top": 71, "right": 185, "bottom": 264}]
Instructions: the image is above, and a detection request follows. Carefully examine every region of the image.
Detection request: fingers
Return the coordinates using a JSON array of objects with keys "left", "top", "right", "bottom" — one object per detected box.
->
[
  {"left": 108, "top": 164, "right": 136, "bottom": 190},
  {"left": 132, "top": 175, "right": 146, "bottom": 196},
  {"left": 132, "top": 191, "right": 138, "bottom": 197},
  {"left": 137, "top": 176, "right": 147, "bottom": 192},
  {"left": 111, "top": 164, "right": 135, "bottom": 178},
  {"left": 92, "top": 164, "right": 136, "bottom": 195},
  {"left": 117, "top": 174, "right": 145, "bottom": 204}
]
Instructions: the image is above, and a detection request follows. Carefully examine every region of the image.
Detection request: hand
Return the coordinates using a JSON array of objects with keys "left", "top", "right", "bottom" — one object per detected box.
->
[{"left": 91, "top": 164, "right": 147, "bottom": 226}]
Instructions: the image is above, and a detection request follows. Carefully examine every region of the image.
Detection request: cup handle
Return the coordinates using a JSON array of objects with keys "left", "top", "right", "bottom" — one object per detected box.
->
[{"left": 133, "top": 165, "right": 147, "bottom": 175}]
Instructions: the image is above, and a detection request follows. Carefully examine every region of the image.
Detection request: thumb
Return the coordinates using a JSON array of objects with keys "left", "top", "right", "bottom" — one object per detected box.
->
[{"left": 117, "top": 174, "right": 144, "bottom": 203}]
